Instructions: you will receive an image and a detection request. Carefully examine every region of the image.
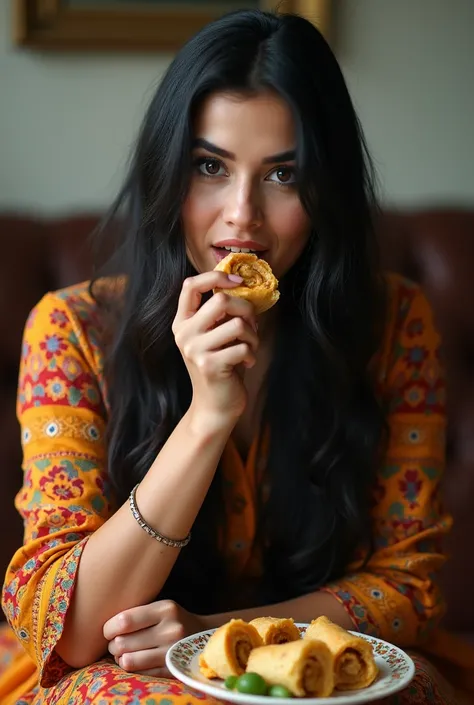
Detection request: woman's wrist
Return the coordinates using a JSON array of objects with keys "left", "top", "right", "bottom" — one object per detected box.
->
[{"left": 185, "top": 402, "right": 239, "bottom": 440}]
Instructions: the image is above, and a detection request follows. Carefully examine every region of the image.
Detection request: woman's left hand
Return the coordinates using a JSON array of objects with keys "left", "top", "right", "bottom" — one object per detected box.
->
[{"left": 104, "top": 600, "right": 206, "bottom": 677}]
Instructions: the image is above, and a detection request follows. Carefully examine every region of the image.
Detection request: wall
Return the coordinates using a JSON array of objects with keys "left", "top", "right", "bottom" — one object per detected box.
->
[
  {"left": 1, "top": 0, "right": 473, "bottom": 212},
  {"left": 0, "top": 1, "right": 170, "bottom": 212},
  {"left": 337, "top": 0, "right": 474, "bottom": 206}
]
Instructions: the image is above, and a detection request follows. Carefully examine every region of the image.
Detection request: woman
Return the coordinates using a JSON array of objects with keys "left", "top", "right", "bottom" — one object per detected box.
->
[{"left": 1, "top": 8, "right": 473, "bottom": 705}]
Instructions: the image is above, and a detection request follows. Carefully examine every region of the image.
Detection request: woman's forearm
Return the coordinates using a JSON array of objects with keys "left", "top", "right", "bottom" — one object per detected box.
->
[
  {"left": 204, "top": 590, "right": 355, "bottom": 631},
  {"left": 57, "top": 406, "right": 234, "bottom": 669}
]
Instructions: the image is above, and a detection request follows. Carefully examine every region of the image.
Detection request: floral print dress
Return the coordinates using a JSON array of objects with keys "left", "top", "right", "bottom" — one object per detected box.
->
[{"left": 1, "top": 273, "right": 474, "bottom": 704}]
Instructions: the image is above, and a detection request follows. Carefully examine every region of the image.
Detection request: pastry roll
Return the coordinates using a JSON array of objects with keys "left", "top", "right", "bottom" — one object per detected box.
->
[
  {"left": 249, "top": 617, "right": 300, "bottom": 645},
  {"left": 214, "top": 253, "right": 280, "bottom": 315},
  {"left": 199, "top": 619, "right": 263, "bottom": 679},
  {"left": 305, "top": 616, "right": 378, "bottom": 690},
  {"left": 246, "top": 638, "right": 334, "bottom": 697}
]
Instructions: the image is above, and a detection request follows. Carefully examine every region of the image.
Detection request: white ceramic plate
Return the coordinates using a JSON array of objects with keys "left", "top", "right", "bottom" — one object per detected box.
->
[{"left": 166, "top": 624, "right": 415, "bottom": 704}]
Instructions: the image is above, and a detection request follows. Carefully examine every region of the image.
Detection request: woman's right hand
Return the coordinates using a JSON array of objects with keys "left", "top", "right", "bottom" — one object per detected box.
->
[{"left": 172, "top": 271, "right": 259, "bottom": 423}]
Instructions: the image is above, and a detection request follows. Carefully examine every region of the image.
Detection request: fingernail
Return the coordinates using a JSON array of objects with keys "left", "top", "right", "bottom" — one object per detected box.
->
[{"left": 228, "top": 274, "right": 243, "bottom": 283}]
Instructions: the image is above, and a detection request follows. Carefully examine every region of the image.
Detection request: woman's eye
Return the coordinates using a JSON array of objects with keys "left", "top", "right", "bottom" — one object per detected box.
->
[
  {"left": 267, "top": 166, "right": 297, "bottom": 186},
  {"left": 195, "top": 158, "right": 226, "bottom": 177}
]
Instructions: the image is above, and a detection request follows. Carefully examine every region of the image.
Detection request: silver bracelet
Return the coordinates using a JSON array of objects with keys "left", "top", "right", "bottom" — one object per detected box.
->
[{"left": 129, "top": 483, "right": 191, "bottom": 548}]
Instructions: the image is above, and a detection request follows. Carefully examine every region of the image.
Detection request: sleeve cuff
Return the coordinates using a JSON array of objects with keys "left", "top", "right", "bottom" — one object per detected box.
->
[
  {"left": 321, "top": 582, "right": 381, "bottom": 637},
  {"left": 36, "top": 537, "right": 90, "bottom": 687}
]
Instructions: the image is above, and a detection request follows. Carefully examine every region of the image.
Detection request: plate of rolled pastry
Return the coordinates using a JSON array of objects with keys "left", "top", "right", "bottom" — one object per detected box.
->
[{"left": 166, "top": 616, "right": 415, "bottom": 704}]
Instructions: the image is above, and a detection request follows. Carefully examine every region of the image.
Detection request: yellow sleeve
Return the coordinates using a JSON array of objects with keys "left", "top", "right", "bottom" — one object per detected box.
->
[
  {"left": 1, "top": 288, "right": 113, "bottom": 687},
  {"left": 322, "top": 276, "right": 452, "bottom": 648}
]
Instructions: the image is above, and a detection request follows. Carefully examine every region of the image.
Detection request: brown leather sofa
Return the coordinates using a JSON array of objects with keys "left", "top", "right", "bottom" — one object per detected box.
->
[{"left": 1, "top": 208, "right": 473, "bottom": 638}]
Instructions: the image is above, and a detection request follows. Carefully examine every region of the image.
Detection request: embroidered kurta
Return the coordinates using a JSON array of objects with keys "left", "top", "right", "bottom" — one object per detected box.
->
[{"left": 1, "top": 273, "right": 473, "bottom": 705}]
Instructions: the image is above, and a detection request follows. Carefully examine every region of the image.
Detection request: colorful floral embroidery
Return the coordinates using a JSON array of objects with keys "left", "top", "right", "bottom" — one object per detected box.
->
[
  {"left": 38, "top": 466, "right": 85, "bottom": 501},
  {"left": 45, "top": 377, "right": 67, "bottom": 402},
  {"left": 399, "top": 470, "right": 423, "bottom": 508},
  {"left": 40, "top": 334, "right": 68, "bottom": 361},
  {"left": 49, "top": 308, "right": 68, "bottom": 328}
]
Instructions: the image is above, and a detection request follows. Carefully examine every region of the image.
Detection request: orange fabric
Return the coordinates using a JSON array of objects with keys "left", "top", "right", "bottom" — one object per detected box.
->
[{"left": 1, "top": 274, "right": 473, "bottom": 705}]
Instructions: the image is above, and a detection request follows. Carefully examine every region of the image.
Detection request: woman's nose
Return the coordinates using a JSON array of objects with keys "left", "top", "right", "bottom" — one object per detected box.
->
[{"left": 223, "top": 181, "right": 263, "bottom": 231}]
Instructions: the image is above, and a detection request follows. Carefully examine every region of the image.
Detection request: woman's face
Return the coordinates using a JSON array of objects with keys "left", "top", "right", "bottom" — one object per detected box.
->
[{"left": 182, "top": 91, "right": 311, "bottom": 280}]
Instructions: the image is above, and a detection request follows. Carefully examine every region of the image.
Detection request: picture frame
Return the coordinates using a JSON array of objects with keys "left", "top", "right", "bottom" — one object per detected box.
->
[{"left": 13, "top": 0, "right": 330, "bottom": 52}]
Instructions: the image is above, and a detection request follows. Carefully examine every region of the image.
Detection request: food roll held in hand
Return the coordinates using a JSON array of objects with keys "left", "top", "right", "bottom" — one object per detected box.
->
[
  {"left": 1, "top": 5, "right": 473, "bottom": 705},
  {"left": 213, "top": 253, "right": 280, "bottom": 314}
]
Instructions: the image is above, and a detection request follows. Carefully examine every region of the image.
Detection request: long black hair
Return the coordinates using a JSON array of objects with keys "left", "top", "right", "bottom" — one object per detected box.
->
[{"left": 91, "top": 9, "right": 386, "bottom": 613}]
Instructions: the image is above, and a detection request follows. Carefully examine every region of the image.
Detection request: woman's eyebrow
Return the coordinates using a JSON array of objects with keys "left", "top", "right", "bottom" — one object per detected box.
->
[
  {"left": 193, "top": 138, "right": 296, "bottom": 164},
  {"left": 262, "top": 149, "right": 296, "bottom": 164}
]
